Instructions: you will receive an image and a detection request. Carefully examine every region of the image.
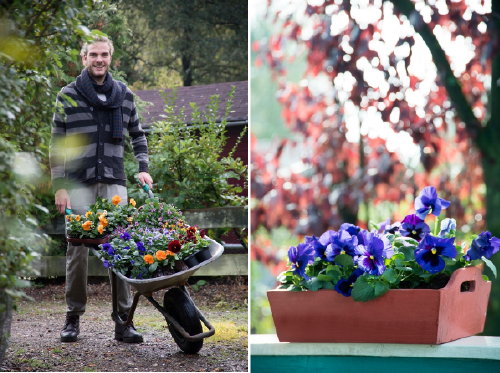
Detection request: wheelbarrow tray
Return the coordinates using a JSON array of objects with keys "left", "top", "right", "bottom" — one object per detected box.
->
[{"left": 94, "top": 238, "right": 224, "bottom": 294}]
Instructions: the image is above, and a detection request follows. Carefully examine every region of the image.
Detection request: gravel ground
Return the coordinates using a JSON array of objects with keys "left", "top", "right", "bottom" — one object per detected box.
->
[{"left": 0, "top": 277, "right": 248, "bottom": 372}]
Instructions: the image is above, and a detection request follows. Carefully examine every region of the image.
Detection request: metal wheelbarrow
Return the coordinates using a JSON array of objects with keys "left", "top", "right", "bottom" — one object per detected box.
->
[{"left": 93, "top": 238, "right": 224, "bottom": 353}]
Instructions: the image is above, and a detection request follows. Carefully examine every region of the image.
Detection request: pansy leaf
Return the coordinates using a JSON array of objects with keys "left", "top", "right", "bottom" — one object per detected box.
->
[
  {"left": 148, "top": 262, "right": 158, "bottom": 273},
  {"left": 351, "top": 276, "right": 377, "bottom": 302},
  {"left": 399, "top": 246, "right": 415, "bottom": 261},
  {"left": 482, "top": 256, "right": 497, "bottom": 279},
  {"left": 382, "top": 268, "right": 398, "bottom": 284},
  {"left": 334, "top": 254, "right": 353, "bottom": 267},
  {"left": 304, "top": 277, "right": 321, "bottom": 291},
  {"left": 374, "top": 281, "right": 390, "bottom": 298}
]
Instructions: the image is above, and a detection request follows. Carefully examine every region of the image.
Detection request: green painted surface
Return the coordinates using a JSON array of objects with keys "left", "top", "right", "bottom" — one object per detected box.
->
[{"left": 251, "top": 356, "right": 500, "bottom": 373}]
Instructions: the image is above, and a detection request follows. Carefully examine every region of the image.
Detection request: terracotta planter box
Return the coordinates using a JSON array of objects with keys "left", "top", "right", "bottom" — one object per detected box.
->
[{"left": 268, "top": 266, "right": 491, "bottom": 344}]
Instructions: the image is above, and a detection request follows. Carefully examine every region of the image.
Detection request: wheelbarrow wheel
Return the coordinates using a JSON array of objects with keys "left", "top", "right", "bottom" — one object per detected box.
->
[{"left": 163, "top": 288, "right": 203, "bottom": 354}]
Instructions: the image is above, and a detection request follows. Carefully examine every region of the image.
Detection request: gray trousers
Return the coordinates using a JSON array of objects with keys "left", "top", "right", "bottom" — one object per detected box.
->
[{"left": 66, "top": 183, "right": 132, "bottom": 317}]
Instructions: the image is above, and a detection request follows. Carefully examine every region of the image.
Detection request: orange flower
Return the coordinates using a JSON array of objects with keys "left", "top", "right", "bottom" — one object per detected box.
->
[
  {"left": 155, "top": 250, "right": 167, "bottom": 261},
  {"left": 82, "top": 221, "right": 93, "bottom": 231},
  {"left": 66, "top": 215, "right": 73, "bottom": 221},
  {"left": 111, "top": 195, "right": 122, "bottom": 205},
  {"left": 99, "top": 215, "right": 108, "bottom": 227},
  {"left": 166, "top": 250, "right": 175, "bottom": 257},
  {"left": 127, "top": 216, "right": 133, "bottom": 222},
  {"left": 85, "top": 211, "right": 93, "bottom": 218},
  {"left": 129, "top": 198, "right": 136, "bottom": 207},
  {"left": 75, "top": 215, "right": 81, "bottom": 222},
  {"left": 143, "top": 255, "right": 154, "bottom": 264},
  {"left": 97, "top": 224, "right": 104, "bottom": 234}
]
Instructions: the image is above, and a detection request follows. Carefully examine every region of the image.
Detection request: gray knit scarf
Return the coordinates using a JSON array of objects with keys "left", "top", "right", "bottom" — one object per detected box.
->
[{"left": 75, "top": 68, "right": 127, "bottom": 140}]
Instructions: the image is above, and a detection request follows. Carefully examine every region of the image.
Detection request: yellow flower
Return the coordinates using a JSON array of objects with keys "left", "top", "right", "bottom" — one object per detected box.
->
[
  {"left": 75, "top": 215, "right": 81, "bottom": 222},
  {"left": 82, "top": 221, "right": 93, "bottom": 231},
  {"left": 143, "top": 255, "right": 154, "bottom": 264},
  {"left": 127, "top": 216, "right": 133, "bottom": 222},
  {"left": 155, "top": 250, "right": 167, "bottom": 261},
  {"left": 129, "top": 198, "right": 136, "bottom": 207},
  {"left": 97, "top": 224, "right": 104, "bottom": 234},
  {"left": 85, "top": 211, "right": 93, "bottom": 218},
  {"left": 111, "top": 195, "right": 122, "bottom": 205}
]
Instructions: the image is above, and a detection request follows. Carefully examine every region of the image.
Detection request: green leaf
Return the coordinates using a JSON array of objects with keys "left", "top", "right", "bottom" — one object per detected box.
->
[
  {"left": 304, "top": 277, "right": 321, "bottom": 291},
  {"left": 482, "top": 257, "right": 497, "bottom": 278},
  {"left": 382, "top": 268, "right": 398, "bottom": 284},
  {"left": 374, "top": 281, "right": 390, "bottom": 297},
  {"left": 334, "top": 254, "right": 353, "bottom": 267},
  {"left": 351, "top": 276, "right": 376, "bottom": 302},
  {"left": 148, "top": 262, "right": 158, "bottom": 273}
]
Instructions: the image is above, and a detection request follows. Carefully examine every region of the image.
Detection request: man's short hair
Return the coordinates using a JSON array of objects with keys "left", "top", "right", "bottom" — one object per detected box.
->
[{"left": 80, "top": 35, "right": 114, "bottom": 57}]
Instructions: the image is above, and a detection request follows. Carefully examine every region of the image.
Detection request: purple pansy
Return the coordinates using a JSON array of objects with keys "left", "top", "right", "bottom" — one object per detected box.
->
[
  {"left": 439, "top": 218, "right": 456, "bottom": 238},
  {"left": 335, "top": 268, "right": 364, "bottom": 297},
  {"left": 107, "top": 246, "right": 115, "bottom": 255},
  {"left": 120, "top": 232, "right": 132, "bottom": 240},
  {"left": 415, "top": 186, "right": 450, "bottom": 219},
  {"left": 340, "top": 223, "right": 361, "bottom": 236},
  {"left": 399, "top": 214, "right": 430, "bottom": 241},
  {"left": 378, "top": 219, "right": 400, "bottom": 235},
  {"left": 136, "top": 241, "right": 146, "bottom": 253},
  {"left": 415, "top": 234, "right": 456, "bottom": 273},
  {"left": 305, "top": 235, "right": 327, "bottom": 260},
  {"left": 101, "top": 243, "right": 112, "bottom": 251},
  {"left": 355, "top": 231, "right": 393, "bottom": 275},
  {"left": 103, "top": 260, "right": 112, "bottom": 268},
  {"left": 288, "top": 242, "right": 315, "bottom": 279},
  {"left": 464, "top": 231, "right": 500, "bottom": 261},
  {"left": 324, "top": 230, "right": 358, "bottom": 262}
]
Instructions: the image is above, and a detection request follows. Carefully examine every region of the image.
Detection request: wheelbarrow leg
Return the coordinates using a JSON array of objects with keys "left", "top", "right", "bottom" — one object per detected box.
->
[{"left": 110, "top": 270, "right": 141, "bottom": 326}]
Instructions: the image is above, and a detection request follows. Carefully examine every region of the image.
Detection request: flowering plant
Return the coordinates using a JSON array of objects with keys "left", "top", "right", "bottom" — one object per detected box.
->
[
  {"left": 66, "top": 195, "right": 137, "bottom": 239},
  {"left": 134, "top": 198, "right": 185, "bottom": 228},
  {"left": 96, "top": 203, "right": 209, "bottom": 279},
  {"left": 278, "top": 186, "right": 500, "bottom": 302}
]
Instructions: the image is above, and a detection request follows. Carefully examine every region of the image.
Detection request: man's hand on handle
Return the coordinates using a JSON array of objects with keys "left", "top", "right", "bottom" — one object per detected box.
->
[
  {"left": 138, "top": 172, "right": 153, "bottom": 190},
  {"left": 55, "top": 189, "right": 71, "bottom": 214}
]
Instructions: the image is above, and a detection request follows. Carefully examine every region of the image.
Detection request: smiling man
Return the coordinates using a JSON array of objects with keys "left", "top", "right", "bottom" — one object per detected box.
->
[{"left": 49, "top": 35, "right": 153, "bottom": 344}]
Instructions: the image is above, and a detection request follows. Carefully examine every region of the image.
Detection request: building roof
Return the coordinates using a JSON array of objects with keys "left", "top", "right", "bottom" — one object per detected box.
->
[{"left": 134, "top": 81, "right": 248, "bottom": 127}]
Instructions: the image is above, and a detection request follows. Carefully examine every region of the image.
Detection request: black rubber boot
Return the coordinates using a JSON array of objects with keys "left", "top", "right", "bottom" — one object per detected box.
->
[{"left": 60, "top": 314, "right": 80, "bottom": 342}]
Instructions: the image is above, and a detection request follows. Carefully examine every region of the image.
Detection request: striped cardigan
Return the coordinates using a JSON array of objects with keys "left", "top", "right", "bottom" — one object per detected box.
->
[{"left": 49, "top": 81, "right": 149, "bottom": 190}]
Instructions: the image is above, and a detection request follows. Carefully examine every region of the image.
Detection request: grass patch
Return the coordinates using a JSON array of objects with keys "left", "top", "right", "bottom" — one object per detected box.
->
[
  {"left": 16, "top": 358, "right": 51, "bottom": 370},
  {"left": 132, "top": 313, "right": 169, "bottom": 331},
  {"left": 205, "top": 320, "right": 247, "bottom": 343}
]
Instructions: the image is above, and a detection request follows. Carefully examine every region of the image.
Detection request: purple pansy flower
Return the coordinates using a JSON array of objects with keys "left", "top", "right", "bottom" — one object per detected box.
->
[
  {"left": 415, "top": 186, "right": 450, "bottom": 219},
  {"left": 136, "top": 241, "right": 146, "bottom": 253},
  {"left": 305, "top": 235, "right": 327, "bottom": 260},
  {"left": 439, "top": 218, "right": 456, "bottom": 238},
  {"left": 288, "top": 242, "right": 315, "bottom": 279},
  {"left": 103, "top": 260, "right": 112, "bottom": 268},
  {"left": 415, "top": 234, "right": 456, "bottom": 273},
  {"left": 335, "top": 268, "right": 364, "bottom": 297},
  {"left": 107, "top": 246, "right": 115, "bottom": 255},
  {"left": 399, "top": 214, "right": 430, "bottom": 241},
  {"left": 355, "top": 231, "right": 393, "bottom": 275},
  {"left": 340, "top": 223, "right": 361, "bottom": 236},
  {"left": 324, "top": 230, "right": 358, "bottom": 262},
  {"left": 378, "top": 218, "right": 401, "bottom": 234},
  {"left": 120, "top": 232, "right": 132, "bottom": 240},
  {"left": 101, "top": 243, "right": 112, "bottom": 251},
  {"left": 464, "top": 231, "right": 500, "bottom": 261}
]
